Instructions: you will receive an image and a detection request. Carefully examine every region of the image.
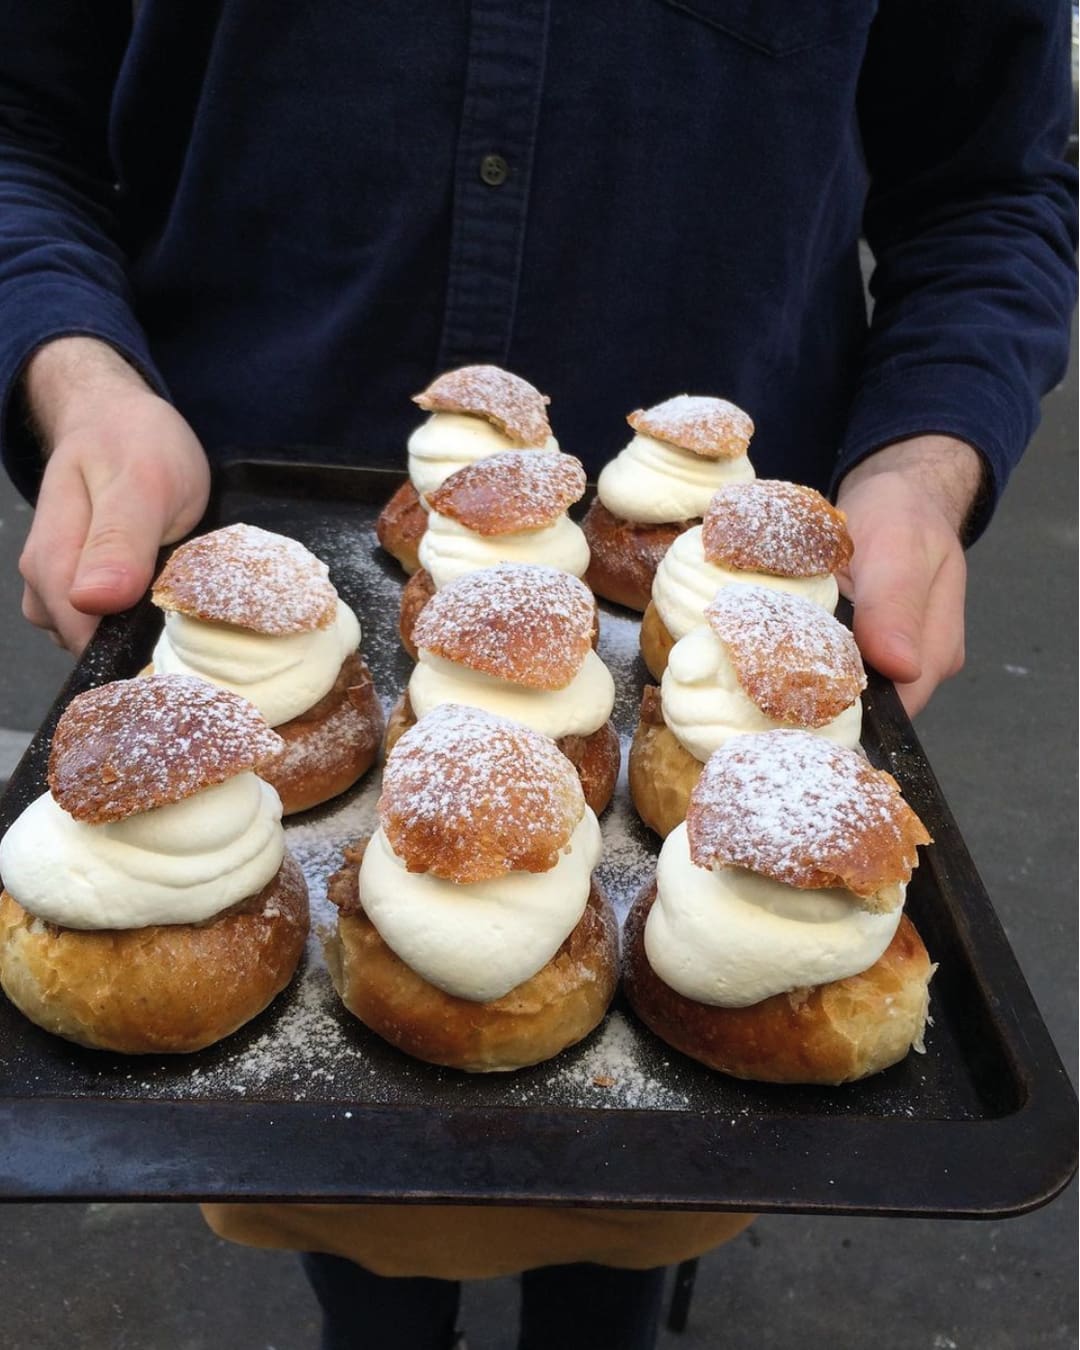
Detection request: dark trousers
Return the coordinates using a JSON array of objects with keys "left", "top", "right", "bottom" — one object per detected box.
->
[{"left": 301, "top": 1250, "right": 667, "bottom": 1350}]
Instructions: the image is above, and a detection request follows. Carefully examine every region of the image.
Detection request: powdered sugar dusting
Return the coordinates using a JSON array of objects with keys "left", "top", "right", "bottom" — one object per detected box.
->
[
  {"left": 412, "top": 563, "right": 595, "bottom": 690},
  {"left": 688, "top": 730, "right": 930, "bottom": 898},
  {"left": 426, "top": 452, "right": 586, "bottom": 535},
  {"left": 628, "top": 394, "right": 754, "bottom": 460},
  {"left": 153, "top": 523, "right": 339, "bottom": 634},
  {"left": 413, "top": 364, "right": 552, "bottom": 445},
  {"left": 702, "top": 480, "right": 853, "bottom": 577},
  {"left": 380, "top": 704, "right": 584, "bottom": 881},
  {"left": 48, "top": 675, "right": 283, "bottom": 823},
  {"left": 706, "top": 584, "right": 866, "bottom": 726}
]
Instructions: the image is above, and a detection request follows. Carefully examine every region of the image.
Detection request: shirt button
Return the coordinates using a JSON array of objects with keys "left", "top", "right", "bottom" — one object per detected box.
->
[{"left": 479, "top": 154, "right": 509, "bottom": 187}]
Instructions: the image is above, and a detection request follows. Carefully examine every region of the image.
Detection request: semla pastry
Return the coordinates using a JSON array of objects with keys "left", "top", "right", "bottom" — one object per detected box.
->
[
  {"left": 642, "top": 479, "right": 853, "bottom": 680},
  {"left": 150, "top": 523, "right": 384, "bottom": 814},
  {"left": 376, "top": 364, "right": 557, "bottom": 574},
  {"left": 398, "top": 449, "right": 591, "bottom": 655},
  {"left": 630, "top": 584, "right": 866, "bottom": 837},
  {"left": 326, "top": 704, "right": 618, "bottom": 1072},
  {"left": 624, "top": 730, "right": 934, "bottom": 1084},
  {"left": 387, "top": 563, "right": 619, "bottom": 814},
  {"left": 583, "top": 395, "right": 755, "bottom": 611},
  {"left": 0, "top": 676, "right": 309, "bottom": 1054}
]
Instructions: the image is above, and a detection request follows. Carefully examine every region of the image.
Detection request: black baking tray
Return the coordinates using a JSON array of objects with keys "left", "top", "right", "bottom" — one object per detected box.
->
[{"left": 0, "top": 458, "right": 1075, "bottom": 1214}]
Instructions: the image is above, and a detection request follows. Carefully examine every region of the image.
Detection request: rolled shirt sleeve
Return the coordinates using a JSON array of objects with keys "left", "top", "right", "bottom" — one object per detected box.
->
[
  {"left": 0, "top": 2, "right": 166, "bottom": 502},
  {"left": 834, "top": 0, "right": 1078, "bottom": 538}
]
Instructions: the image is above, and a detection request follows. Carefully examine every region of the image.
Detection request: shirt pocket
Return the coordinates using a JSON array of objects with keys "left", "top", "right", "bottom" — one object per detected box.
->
[{"left": 658, "top": 0, "right": 877, "bottom": 58}]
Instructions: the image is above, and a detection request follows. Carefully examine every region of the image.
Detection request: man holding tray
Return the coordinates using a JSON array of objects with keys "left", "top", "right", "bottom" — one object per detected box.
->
[{"left": 0, "top": 3, "right": 1075, "bottom": 1348}]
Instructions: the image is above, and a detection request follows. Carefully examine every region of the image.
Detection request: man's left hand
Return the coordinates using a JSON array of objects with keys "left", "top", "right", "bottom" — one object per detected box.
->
[{"left": 835, "top": 434, "right": 985, "bottom": 717}]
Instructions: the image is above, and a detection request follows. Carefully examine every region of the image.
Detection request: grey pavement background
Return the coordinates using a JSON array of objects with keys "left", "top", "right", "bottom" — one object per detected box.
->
[{"left": 0, "top": 341, "right": 1075, "bottom": 1348}]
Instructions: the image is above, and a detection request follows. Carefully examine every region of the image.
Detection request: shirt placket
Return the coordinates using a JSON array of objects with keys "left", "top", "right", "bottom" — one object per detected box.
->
[{"left": 436, "top": 0, "right": 550, "bottom": 371}]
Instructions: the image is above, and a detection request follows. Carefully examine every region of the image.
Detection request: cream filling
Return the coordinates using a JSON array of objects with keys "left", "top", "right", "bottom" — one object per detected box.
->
[
  {"left": 418, "top": 511, "right": 590, "bottom": 589},
  {"left": 661, "top": 625, "right": 862, "bottom": 761},
  {"left": 358, "top": 810, "right": 603, "bottom": 1002},
  {"left": 408, "top": 412, "right": 559, "bottom": 502},
  {"left": 596, "top": 433, "right": 754, "bottom": 524},
  {"left": 410, "top": 648, "right": 614, "bottom": 739},
  {"left": 152, "top": 598, "right": 360, "bottom": 727},
  {"left": 651, "top": 526, "right": 839, "bottom": 640},
  {"left": 0, "top": 773, "right": 285, "bottom": 931},
  {"left": 645, "top": 823, "right": 902, "bottom": 1007}
]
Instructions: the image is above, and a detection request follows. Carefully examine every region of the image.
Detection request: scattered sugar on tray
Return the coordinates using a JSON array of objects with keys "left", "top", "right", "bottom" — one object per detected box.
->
[{"left": 545, "top": 1012, "right": 689, "bottom": 1109}]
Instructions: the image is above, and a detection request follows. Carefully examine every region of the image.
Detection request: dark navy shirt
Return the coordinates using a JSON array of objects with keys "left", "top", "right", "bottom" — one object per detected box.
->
[{"left": 0, "top": 2, "right": 1075, "bottom": 534}]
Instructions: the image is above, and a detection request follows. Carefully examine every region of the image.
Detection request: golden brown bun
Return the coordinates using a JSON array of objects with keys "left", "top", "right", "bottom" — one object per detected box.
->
[
  {"left": 264, "top": 652, "right": 385, "bottom": 815},
  {"left": 401, "top": 567, "right": 601, "bottom": 661},
  {"left": 0, "top": 853, "right": 309, "bottom": 1055},
  {"left": 326, "top": 850, "right": 617, "bottom": 1072},
  {"left": 153, "top": 523, "right": 339, "bottom": 632},
  {"left": 640, "top": 600, "right": 677, "bottom": 681},
  {"left": 399, "top": 567, "right": 437, "bottom": 659},
  {"left": 687, "top": 731, "right": 931, "bottom": 907},
  {"left": 628, "top": 688, "right": 703, "bottom": 837},
  {"left": 413, "top": 365, "right": 552, "bottom": 446},
  {"left": 627, "top": 395, "right": 754, "bottom": 460},
  {"left": 50, "top": 675, "right": 283, "bottom": 824},
  {"left": 704, "top": 585, "right": 865, "bottom": 727},
  {"left": 701, "top": 480, "right": 852, "bottom": 577},
  {"left": 426, "top": 452, "right": 586, "bottom": 535},
  {"left": 553, "top": 721, "right": 621, "bottom": 818},
  {"left": 375, "top": 480, "right": 426, "bottom": 575},
  {"left": 413, "top": 564, "right": 595, "bottom": 690},
  {"left": 384, "top": 693, "right": 619, "bottom": 816},
  {"left": 623, "top": 884, "right": 934, "bottom": 1084},
  {"left": 380, "top": 704, "right": 584, "bottom": 882},
  {"left": 582, "top": 499, "right": 690, "bottom": 612}
]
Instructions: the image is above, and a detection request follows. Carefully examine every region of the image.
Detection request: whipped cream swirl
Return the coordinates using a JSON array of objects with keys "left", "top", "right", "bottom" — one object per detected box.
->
[
  {"left": 0, "top": 773, "right": 285, "bottom": 930},
  {"left": 410, "top": 649, "right": 614, "bottom": 739},
  {"left": 408, "top": 412, "right": 559, "bottom": 502},
  {"left": 418, "top": 511, "right": 590, "bottom": 589},
  {"left": 597, "top": 434, "right": 754, "bottom": 524},
  {"left": 152, "top": 598, "right": 360, "bottom": 727},
  {"left": 661, "top": 625, "right": 862, "bottom": 760},
  {"left": 644, "top": 823, "right": 902, "bottom": 1006},
  {"left": 651, "top": 526, "right": 839, "bottom": 640},
  {"left": 359, "top": 808, "right": 603, "bottom": 1002}
]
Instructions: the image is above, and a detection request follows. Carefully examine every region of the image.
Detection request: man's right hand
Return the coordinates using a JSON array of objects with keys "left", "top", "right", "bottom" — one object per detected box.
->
[{"left": 18, "top": 337, "right": 210, "bottom": 653}]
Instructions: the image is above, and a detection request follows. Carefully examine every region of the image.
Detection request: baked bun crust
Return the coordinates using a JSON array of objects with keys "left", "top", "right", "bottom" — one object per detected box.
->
[
  {"left": 704, "top": 585, "right": 865, "bottom": 727},
  {"left": 640, "top": 600, "right": 678, "bottom": 681},
  {"left": 384, "top": 693, "right": 619, "bottom": 817},
  {"left": 687, "top": 731, "right": 931, "bottom": 907},
  {"left": 50, "top": 675, "right": 283, "bottom": 824},
  {"left": 582, "top": 499, "right": 690, "bottom": 612},
  {"left": 627, "top": 395, "right": 754, "bottom": 461},
  {"left": 701, "top": 480, "right": 853, "bottom": 577},
  {"left": 375, "top": 480, "right": 427, "bottom": 575},
  {"left": 628, "top": 687, "right": 703, "bottom": 837},
  {"left": 400, "top": 567, "right": 600, "bottom": 660},
  {"left": 412, "top": 564, "right": 595, "bottom": 690},
  {"left": 398, "top": 567, "right": 437, "bottom": 659},
  {"left": 380, "top": 704, "right": 584, "bottom": 882},
  {"left": 413, "top": 365, "right": 552, "bottom": 446},
  {"left": 0, "top": 853, "right": 309, "bottom": 1054},
  {"left": 326, "top": 857, "right": 618, "bottom": 1073},
  {"left": 153, "top": 523, "right": 339, "bottom": 632},
  {"left": 425, "top": 451, "right": 586, "bottom": 535},
  {"left": 263, "top": 652, "right": 384, "bottom": 815},
  {"left": 623, "top": 883, "right": 934, "bottom": 1084}
]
